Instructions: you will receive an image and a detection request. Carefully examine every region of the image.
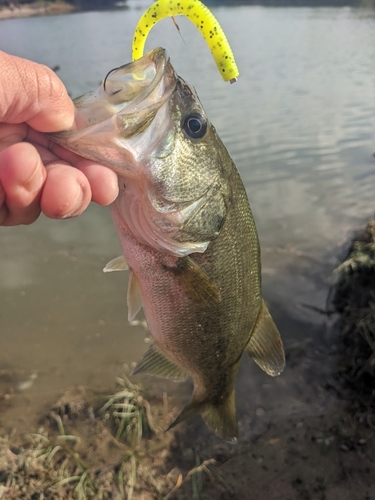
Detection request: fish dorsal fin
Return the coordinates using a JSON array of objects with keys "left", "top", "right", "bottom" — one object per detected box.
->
[
  {"left": 127, "top": 271, "right": 143, "bottom": 322},
  {"left": 245, "top": 300, "right": 285, "bottom": 376},
  {"left": 103, "top": 255, "right": 129, "bottom": 273},
  {"left": 131, "top": 343, "right": 188, "bottom": 381},
  {"left": 167, "top": 256, "right": 221, "bottom": 307}
]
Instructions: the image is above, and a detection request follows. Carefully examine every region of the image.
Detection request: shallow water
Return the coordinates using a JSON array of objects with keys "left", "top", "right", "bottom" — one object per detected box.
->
[{"left": 0, "top": 5, "right": 374, "bottom": 430}]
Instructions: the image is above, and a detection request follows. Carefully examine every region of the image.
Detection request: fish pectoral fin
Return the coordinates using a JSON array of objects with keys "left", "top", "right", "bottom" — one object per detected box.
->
[
  {"left": 167, "top": 390, "right": 238, "bottom": 442},
  {"left": 166, "top": 256, "right": 221, "bottom": 307},
  {"left": 245, "top": 300, "right": 285, "bottom": 377},
  {"left": 131, "top": 344, "right": 188, "bottom": 381},
  {"left": 103, "top": 255, "right": 129, "bottom": 273},
  {"left": 127, "top": 271, "right": 143, "bottom": 322}
]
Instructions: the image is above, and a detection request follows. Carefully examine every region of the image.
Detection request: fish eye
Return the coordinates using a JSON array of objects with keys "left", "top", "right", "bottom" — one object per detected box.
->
[{"left": 182, "top": 113, "right": 207, "bottom": 140}]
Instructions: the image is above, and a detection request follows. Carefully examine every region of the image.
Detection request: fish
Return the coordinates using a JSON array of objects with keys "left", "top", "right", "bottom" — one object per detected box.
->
[{"left": 49, "top": 48, "right": 285, "bottom": 441}]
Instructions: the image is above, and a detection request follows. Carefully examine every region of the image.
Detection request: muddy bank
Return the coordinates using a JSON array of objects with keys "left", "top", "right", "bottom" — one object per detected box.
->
[
  {"left": 0, "top": 387, "right": 374, "bottom": 499},
  {"left": 0, "top": 2, "right": 76, "bottom": 20}
]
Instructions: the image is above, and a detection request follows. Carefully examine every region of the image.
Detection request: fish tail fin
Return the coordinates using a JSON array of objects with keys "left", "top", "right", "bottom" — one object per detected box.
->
[
  {"left": 167, "top": 390, "right": 238, "bottom": 442},
  {"left": 201, "top": 390, "right": 238, "bottom": 442}
]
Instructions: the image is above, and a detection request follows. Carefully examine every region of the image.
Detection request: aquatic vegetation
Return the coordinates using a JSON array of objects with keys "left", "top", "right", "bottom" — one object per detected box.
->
[
  {"left": 0, "top": 379, "right": 155, "bottom": 499},
  {"left": 331, "top": 219, "right": 375, "bottom": 420},
  {"left": 98, "top": 375, "right": 155, "bottom": 444},
  {"left": 0, "top": 376, "right": 235, "bottom": 499},
  {"left": 0, "top": 427, "right": 98, "bottom": 499}
]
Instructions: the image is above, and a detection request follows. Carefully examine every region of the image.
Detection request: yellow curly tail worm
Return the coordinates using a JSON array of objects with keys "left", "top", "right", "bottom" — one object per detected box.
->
[{"left": 132, "top": 0, "right": 239, "bottom": 83}]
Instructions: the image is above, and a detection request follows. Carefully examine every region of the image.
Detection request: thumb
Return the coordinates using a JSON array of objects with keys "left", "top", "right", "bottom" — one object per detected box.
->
[{"left": 0, "top": 51, "right": 75, "bottom": 133}]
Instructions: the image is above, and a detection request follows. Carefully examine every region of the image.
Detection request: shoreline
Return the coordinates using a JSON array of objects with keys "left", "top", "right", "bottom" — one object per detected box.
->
[{"left": 0, "top": 2, "right": 77, "bottom": 20}]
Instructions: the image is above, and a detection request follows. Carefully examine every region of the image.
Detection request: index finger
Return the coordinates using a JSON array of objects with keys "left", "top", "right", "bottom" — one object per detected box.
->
[{"left": 0, "top": 51, "right": 75, "bottom": 132}]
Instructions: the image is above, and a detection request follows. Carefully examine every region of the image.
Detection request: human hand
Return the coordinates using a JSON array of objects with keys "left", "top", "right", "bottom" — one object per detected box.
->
[{"left": 0, "top": 51, "right": 119, "bottom": 226}]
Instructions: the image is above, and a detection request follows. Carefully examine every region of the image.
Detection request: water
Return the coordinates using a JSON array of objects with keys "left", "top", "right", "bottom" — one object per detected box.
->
[{"left": 0, "top": 6, "right": 374, "bottom": 430}]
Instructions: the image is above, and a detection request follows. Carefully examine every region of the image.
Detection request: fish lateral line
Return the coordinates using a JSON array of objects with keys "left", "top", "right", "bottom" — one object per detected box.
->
[{"left": 131, "top": 0, "right": 239, "bottom": 83}]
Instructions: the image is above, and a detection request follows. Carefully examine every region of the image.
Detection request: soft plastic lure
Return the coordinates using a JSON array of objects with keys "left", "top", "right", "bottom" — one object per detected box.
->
[{"left": 132, "top": 0, "right": 239, "bottom": 83}]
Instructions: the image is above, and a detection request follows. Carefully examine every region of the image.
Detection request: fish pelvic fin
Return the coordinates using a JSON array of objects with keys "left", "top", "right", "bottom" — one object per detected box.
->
[
  {"left": 131, "top": 343, "right": 188, "bottom": 381},
  {"left": 103, "top": 255, "right": 129, "bottom": 273},
  {"left": 245, "top": 300, "right": 285, "bottom": 377},
  {"left": 127, "top": 271, "right": 143, "bottom": 322},
  {"left": 166, "top": 256, "right": 221, "bottom": 307},
  {"left": 167, "top": 390, "right": 238, "bottom": 442}
]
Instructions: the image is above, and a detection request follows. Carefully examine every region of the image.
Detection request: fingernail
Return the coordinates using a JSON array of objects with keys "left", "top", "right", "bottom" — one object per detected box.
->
[{"left": 61, "top": 185, "right": 84, "bottom": 219}]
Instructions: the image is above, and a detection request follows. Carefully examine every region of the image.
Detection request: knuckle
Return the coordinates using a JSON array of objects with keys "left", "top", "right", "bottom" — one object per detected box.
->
[{"left": 36, "top": 64, "right": 66, "bottom": 107}]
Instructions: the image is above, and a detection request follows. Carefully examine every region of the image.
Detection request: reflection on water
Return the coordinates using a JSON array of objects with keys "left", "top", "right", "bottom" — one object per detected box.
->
[{"left": 0, "top": 6, "right": 374, "bottom": 429}]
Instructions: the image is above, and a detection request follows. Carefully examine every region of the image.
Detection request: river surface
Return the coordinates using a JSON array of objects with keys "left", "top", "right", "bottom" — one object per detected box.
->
[{"left": 0, "top": 5, "right": 374, "bottom": 431}]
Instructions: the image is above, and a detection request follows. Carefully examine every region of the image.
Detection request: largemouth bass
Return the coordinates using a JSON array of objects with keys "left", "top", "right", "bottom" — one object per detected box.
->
[{"left": 50, "top": 48, "right": 285, "bottom": 441}]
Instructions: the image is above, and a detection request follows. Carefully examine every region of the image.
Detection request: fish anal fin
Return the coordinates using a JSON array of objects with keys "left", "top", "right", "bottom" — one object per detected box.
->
[
  {"left": 131, "top": 343, "right": 187, "bottom": 381},
  {"left": 245, "top": 300, "right": 285, "bottom": 376},
  {"left": 167, "top": 256, "right": 221, "bottom": 307},
  {"left": 103, "top": 255, "right": 129, "bottom": 273},
  {"left": 127, "top": 271, "right": 143, "bottom": 322},
  {"left": 168, "top": 390, "right": 238, "bottom": 442}
]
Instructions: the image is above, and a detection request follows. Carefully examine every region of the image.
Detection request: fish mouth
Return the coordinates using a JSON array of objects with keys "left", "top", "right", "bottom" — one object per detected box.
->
[{"left": 49, "top": 48, "right": 177, "bottom": 174}]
